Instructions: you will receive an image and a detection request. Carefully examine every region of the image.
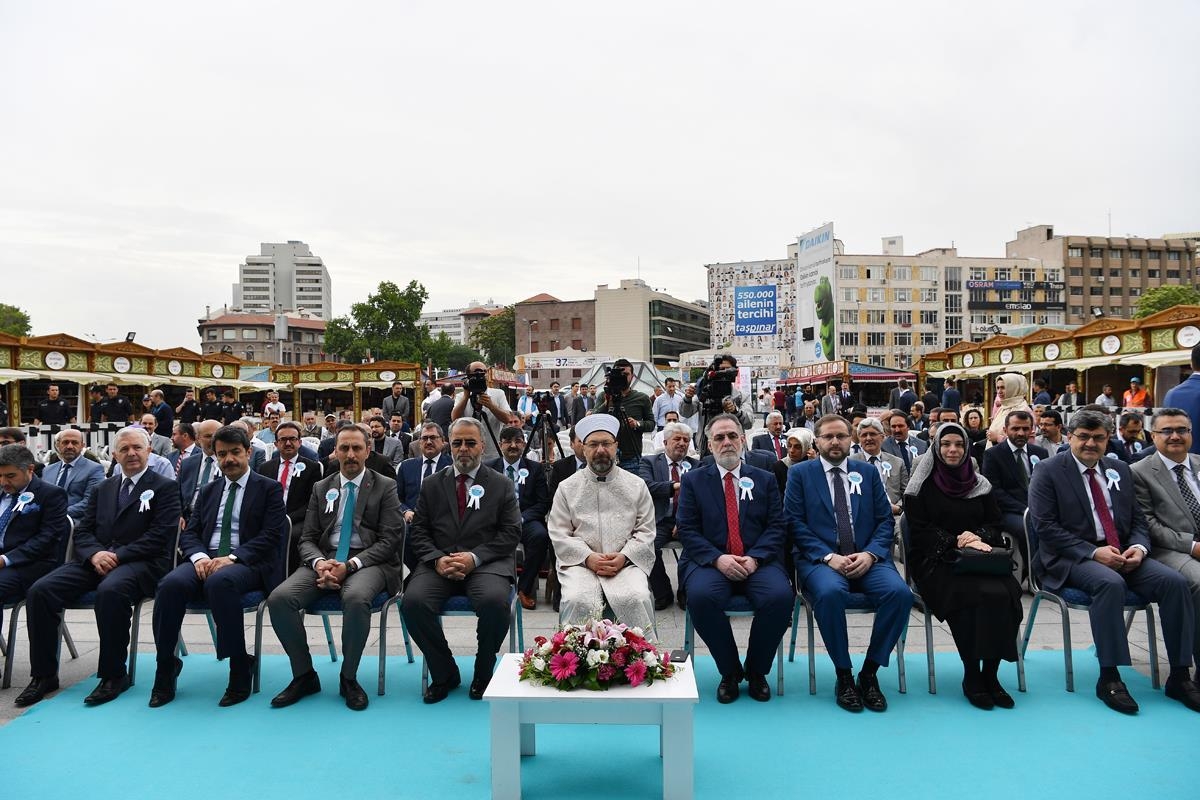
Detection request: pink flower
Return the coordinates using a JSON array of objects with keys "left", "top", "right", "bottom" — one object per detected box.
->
[
  {"left": 625, "top": 660, "right": 648, "bottom": 687},
  {"left": 551, "top": 631, "right": 567, "bottom": 648},
  {"left": 611, "top": 647, "right": 629, "bottom": 667},
  {"left": 597, "top": 665, "right": 617, "bottom": 682},
  {"left": 550, "top": 651, "right": 579, "bottom": 681}
]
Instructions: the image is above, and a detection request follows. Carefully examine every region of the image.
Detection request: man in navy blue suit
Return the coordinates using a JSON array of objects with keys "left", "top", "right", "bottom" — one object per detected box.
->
[
  {"left": 42, "top": 429, "right": 104, "bottom": 521},
  {"left": 0, "top": 445, "right": 69, "bottom": 631},
  {"left": 398, "top": 422, "right": 453, "bottom": 568},
  {"left": 487, "top": 426, "right": 551, "bottom": 610},
  {"left": 750, "top": 412, "right": 787, "bottom": 460},
  {"left": 1028, "top": 408, "right": 1200, "bottom": 713},
  {"left": 18, "top": 427, "right": 181, "bottom": 707},
  {"left": 787, "top": 414, "right": 912, "bottom": 713},
  {"left": 981, "top": 409, "right": 1049, "bottom": 582},
  {"left": 677, "top": 414, "right": 791, "bottom": 703},
  {"left": 179, "top": 419, "right": 221, "bottom": 523},
  {"left": 638, "top": 422, "right": 700, "bottom": 610},
  {"left": 1164, "top": 343, "right": 1200, "bottom": 456},
  {"left": 150, "top": 425, "right": 287, "bottom": 707}
]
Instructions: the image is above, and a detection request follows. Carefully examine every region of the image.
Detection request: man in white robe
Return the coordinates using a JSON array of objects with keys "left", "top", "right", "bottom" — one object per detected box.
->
[{"left": 548, "top": 414, "right": 656, "bottom": 631}]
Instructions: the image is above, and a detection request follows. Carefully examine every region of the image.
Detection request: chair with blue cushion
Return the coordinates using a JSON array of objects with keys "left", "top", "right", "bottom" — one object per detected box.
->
[
  {"left": 1019, "top": 508, "right": 1160, "bottom": 691},
  {"left": 682, "top": 594, "right": 787, "bottom": 696},
  {"left": 304, "top": 589, "right": 412, "bottom": 695},
  {"left": 418, "top": 589, "right": 523, "bottom": 694}
]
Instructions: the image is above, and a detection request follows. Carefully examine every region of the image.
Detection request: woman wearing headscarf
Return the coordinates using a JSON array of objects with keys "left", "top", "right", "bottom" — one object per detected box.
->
[
  {"left": 987, "top": 373, "right": 1033, "bottom": 444},
  {"left": 903, "top": 422, "right": 1023, "bottom": 709}
]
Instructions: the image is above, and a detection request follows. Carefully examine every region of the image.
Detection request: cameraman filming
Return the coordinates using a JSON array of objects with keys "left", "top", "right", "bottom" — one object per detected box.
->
[
  {"left": 680, "top": 354, "right": 754, "bottom": 451},
  {"left": 592, "top": 358, "right": 655, "bottom": 471},
  {"left": 451, "top": 360, "right": 517, "bottom": 460}
]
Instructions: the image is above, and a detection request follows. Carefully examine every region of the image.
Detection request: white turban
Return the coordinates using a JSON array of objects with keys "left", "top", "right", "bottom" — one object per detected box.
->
[{"left": 575, "top": 413, "right": 619, "bottom": 442}]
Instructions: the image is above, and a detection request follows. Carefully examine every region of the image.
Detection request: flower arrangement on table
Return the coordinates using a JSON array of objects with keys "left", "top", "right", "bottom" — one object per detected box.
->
[{"left": 519, "top": 618, "right": 678, "bottom": 690}]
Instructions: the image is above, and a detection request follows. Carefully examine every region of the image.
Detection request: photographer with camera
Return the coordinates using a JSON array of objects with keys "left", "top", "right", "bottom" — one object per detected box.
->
[
  {"left": 451, "top": 361, "right": 517, "bottom": 460},
  {"left": 592, "top": 358, "right": 655, "bottom": 471},
  {"left": 680, "top": 354, "right": 754, "bottom": 453}
]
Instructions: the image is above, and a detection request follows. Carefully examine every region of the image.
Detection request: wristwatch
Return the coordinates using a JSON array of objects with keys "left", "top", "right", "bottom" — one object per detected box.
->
[{"left": 822, "top": 553, "right": 835, "bottom": 564}]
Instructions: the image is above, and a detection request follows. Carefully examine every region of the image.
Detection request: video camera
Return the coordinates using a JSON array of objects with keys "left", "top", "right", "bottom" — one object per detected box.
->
[
  {"left": 532, "top": 390, "right": 556, "bottom": 416},
  {"left": 465, "top": 368, "right": 489, "bottom": 398},
  {"left": 603, "top": 365, "right": 629, "bottom": 399},
  {"left": 699, "top": 359, "right": 738, "bottom": 417}
]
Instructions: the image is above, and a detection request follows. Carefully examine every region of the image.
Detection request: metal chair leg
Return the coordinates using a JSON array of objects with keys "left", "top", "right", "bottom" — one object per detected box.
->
[
  {"left": 128, "top": 599, "right": 144, "bottom": 686},
  {"left": 788, "top": 597, "right": 802, "bottom": 662},
  {"left": 1016, "top": 636, "right": 1027, "bottom": 693},
  {"left": 897, "top": 618, "right": 908, "bottom": 694},
  {"left": 205, "top": 611, "right": 219, "bottom": 654},
  {"left": 1146, "top": 607, "right": 1160, "bottom": 690},
  {"left": 2, "top": 602, "right": 23, "bottom": 689},
  {"left": 923, "top": 608, "right": 936, "bottom": 694},
  {"left": 177, "top": 635, "right": 189, "bottom": 658},
  {"left": 1060, "top": 599, "right": 1074, "bottom": 692},
  {"left": 806, "top": 603, "right": 816, "bottom": 695},
  {"left": 683, "top": 611, "right": 694, "bottom": 659},
  {"left": 397, "top": 603, "right": 414, "bottom": 663},
  {"left": 323, "top": 615, "right": 338, "bottom": 662},
  {"left": 775, "top": 640, "right": 784, "bottom": 697},
  {"left": 62, "top": 622, "right": 79, "bottom": 659},
  {"left": 253, "top": 602, "right": 266, "bottom": 694},
  {"left": 378, "top": 599, "right": 389, "bottom": 697}
]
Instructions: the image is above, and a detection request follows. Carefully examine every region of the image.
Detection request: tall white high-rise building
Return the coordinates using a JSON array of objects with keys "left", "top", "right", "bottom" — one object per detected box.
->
[{"left": 233, "top": 241, "right": 332, "bottom": 318}]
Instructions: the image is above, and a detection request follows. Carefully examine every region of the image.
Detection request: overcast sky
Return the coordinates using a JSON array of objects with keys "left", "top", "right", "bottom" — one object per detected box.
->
[{"left": 2, "top": 1, "right": 1196, "bottom": 350}]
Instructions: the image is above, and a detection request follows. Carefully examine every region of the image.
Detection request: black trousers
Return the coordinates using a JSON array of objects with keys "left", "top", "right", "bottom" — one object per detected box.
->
[
  {"left": 152, "top": 561, "right": 263, "bottom": 666},
  {"left": 401, "top": 566, "right": 511, "bottom": 684}
]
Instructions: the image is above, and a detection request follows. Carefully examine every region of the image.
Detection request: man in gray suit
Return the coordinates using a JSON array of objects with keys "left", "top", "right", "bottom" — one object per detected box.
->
[
  {"left": 881, "top": 413, "right": 927, "bottom": 472},
  {"left": 1133, "top": 408, "right": 1200, "bottom": 676},
  {"left": 42, "top": 429, "right": 105, "bottom": 520},
  {"left": 266, "top": 424, "right": 402, "bottom": 711},
  {"left": 140, "top": 414, "right": 174, "bottom": 457},
  {"left": 850, "top": 417, "right": 908, "bottom": 515},
  {"left": 402, "top": 417, "right": 521, "bottom": 704}
]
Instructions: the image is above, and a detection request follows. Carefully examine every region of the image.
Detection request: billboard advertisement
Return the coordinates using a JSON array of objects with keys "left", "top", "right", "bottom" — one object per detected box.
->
[
  {"left": 733, "top": 285, "right": 777, "bottom": 336},
  {"left": 795, "top": 222, "right": 836, "bottom": 363}
]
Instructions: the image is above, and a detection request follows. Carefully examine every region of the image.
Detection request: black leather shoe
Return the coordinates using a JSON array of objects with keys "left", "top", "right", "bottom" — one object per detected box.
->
[
  {"left": 654, "top": 595, "right": 673, "bottom": 612},
  {"left": 469, "top": 676, "right": 491, "bottom": 701},
  {"left": 1096, "top": 678, "right": 1139, "bottom": 714},
  {"left": 835, "top": 674, "right": 862, "bottom": 712},
  {"left": 1164, "top": 676, "right": 1200, "bottom": 712},
  {"left": 270, "top": 670, "right": 321, "bottom": 708},
  {"left": 149, "top": 657, "right": 184, "bottom": 708},
  {"left": 747, "top": 672, "right": 771, "bottom": 702},
  {"left": 423, "top": 671, "right": 462, "bottom": 704},
  {"left": 962, "top": 676, "right": 994, "bottom": 710},
  {"left": 219, "top": 656, "right": 255, "bottom": 707},
  {"left": 14, "top": 676, "right": 59, "bottom": 708},
  {"left": 717, "top": 675, "right": 740, "bottom": 704},
  {"left": 84, "top": 674, "right": 132, "bottom": 706},
  {"left": 986, "top": 677, "right": 1015, "bottom": 709},
  {"left": 676, "top": 589, "right": 687, "bottom": 610},
  {"left": 339, "top": 675, "right": 369, "bottom": 711},
  {"left": 857, "top": 672, "right": 887, "bottom": 712}
]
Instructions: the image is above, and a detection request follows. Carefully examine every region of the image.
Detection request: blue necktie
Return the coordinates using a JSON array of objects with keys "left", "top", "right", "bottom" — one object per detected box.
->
[
  {"left": 119, "top": 477, "right": 136, "bottom": 511},
  {"left": 830, "top": 467, "right": 855, "bottom": 555},
  {"left": 0, "top": 494, "right": 16, "bottom": 548},
  {"left": 56, "top": 463, "right": 71, "bottom": 487},
  {"left": 335, "top": 482, "right": 357, "bottom": 562},
  {"left": 422, "top": 459, "right": 435, "bottom": 482}
]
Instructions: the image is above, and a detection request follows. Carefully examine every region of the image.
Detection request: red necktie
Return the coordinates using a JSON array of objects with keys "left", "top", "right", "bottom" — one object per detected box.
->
[
  {"left": 279, "top": 459, "right": 290, "bottom": 495},
  {"left": 457, "top": 474, "right": 468, "bottom": 519},
  {"left": 723, "top": 472, "right": 744, "bottom": 556},
  {"left": 175, "top": 449, "right": 186, "bottom": 476},
  {"left": 1085, "top": 468, "right": 1122, "bottom": 548},
  {"left": 773, "top": 436, "right": 782, "bottom": 459},
  {"left": 670, "top": 462, "right": 680, "bottom": 516}
]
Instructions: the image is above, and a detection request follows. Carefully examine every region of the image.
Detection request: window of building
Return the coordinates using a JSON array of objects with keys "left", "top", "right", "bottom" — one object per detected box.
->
[
  {"left": 867, "top": 310, "right": 886, "bottom": 325},
  {"left": 549, "top": 318, "right": 560, "bottom": 330},
  {"left": 1129, "top": 287, "right": 1142, "bottom": 297},
  {"left": 839, "top": 265, "right": 858, "bottom": 280},
  {"left": 1019, "top": 268, "right": 1036, "bottom": 281},
  {"left": 1109, "top": 249, "right": 1123, "bottom": 260},
  {"left": 839, "top": 309, "right": 857, "bottom": 325},
  {"left": 206, "top": 330, "right": 217, "bottom": 340},
  {"left": 1109, "top": 286, "right": 1123, "bottom": 296},
  {"left": 969, "top": 289, "right": 988, "bottom": 304},
  {"left": 995, "top": 268, "right": 1011, "bottom": 281},
  {"left": 892, "top": 266, "right": 911, "bottom": 281},
  {"left": 1070, "top": 305, "right": 1083, "bottom": 317},
  {"left": 1149, "top": 251, "right": 1161, "bottom": 260},
  {"left": 894, "top": 289, "right": 911, "bottom": 303},
  {"left": 1045, "top": 268, "right": 1062, "bottom": 281},
  {"left": 869, "top": 355, "right": 886, "bottom": 367},
  {"left": 945, "top": 266, "right": 962, "bottom": 291},
  {"left": 1090, "top": 247, "right": 1103, "bottom": 258},
  {"left": 1070, "top": 286, "right": 1083, "bottom": 295},
  {"left": 222, "top": 329, "right": 236, "bottom": 340},
  {"left": 1148, "top": 269, "right": 1160, "bottom": 279},
  {"left": 840, "top": 331, "right": 858, "bottom": 348},
  {"left": 920, "top": 310, "right": 938, "bottom": 326},
  {"left": 571, "top": 339, "right": 582, "bottom": 349},
  {"left": 571, "top": 317, "right": 582, "bottom": 330},
  {"left": 895, "top": 332, "right": 912, "bottom": 347},
  {"left": 1089, "top": 268, "right": 1103, "bottom": 277},
  {"left": 530, "top": 340, "right": 538, "bottom": 351},
  {"left": 1069, "top": 268, "right": 1083, "bottom": 277},
  {"left": 970, "top": 267, "right": 987, "bottom": 281},
  {"left": 894, "top": 309, "right": 912, "bottom": 325},
  {"left": 1068, "top": 247, "right": 1084, "bottom": 258},
  {"left": 867, "top": 332, "right": 885, "bottom": 347},
  {"left": 1129, "top": 250, "right": 1142, "bottom": 260},
  {"left": 921, "top": 288, "right": 938, "bottom": 303},
  {"left": 1109, "top": 268, "right": 1121, "bottom": 277},
  {"left": 1168, "top": 270, "right": 1181, "bottom": 280},
  {"left": 1130, "top": 270, "right": 1140, "bottom": 279},
  {"left": 920, "top": 266, "right": 938, "bottom": 281},
  {"left": 945, "top": 317, "right": 963, "bottom": 336},
  {"left": 997, "top": 313, "right": 1012, "bottom": 325},
  {"left": 921, "top": 332, "right": 938, "bottom": 347},
  {"left": 1169, "top": 251, "right": 1182, "bottom": 261},
  {"left": 1021, "top": 313, "right": 1035, "bottom": 325},
  {"left": 867, "top": 288, "right": 884, "bottom": 302},
  {"left": 1019, "top": 289, "right": 1035, "bottom": 302},
  {"left": 1089, "top": 286, "right": 1103, "bottom": 296},
  {"left": 841, "top": 289, "right": 856, "bottom": 303}
]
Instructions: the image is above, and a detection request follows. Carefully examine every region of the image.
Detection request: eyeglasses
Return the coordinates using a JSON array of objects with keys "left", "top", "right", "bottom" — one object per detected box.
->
[
  {"left": 419, "top": 435, "right": 442, "bottom": 442},
  {"left": 1071, "top": 432, "right": 1109, "bottom": 444},
  {"left": 1154, "top": 427, "right": 1192, "bottom": 437},
  {"left": 276, "top": 436, "right": 300, "bottom": 444},
  {"left": 818, "top": 433, "right": 851, "bottom": 442},
  {"left": 709, "top": 433, "right": 741, "bottom": 442},
  {"left": 450, "top": 439, "right": 479, "bottom": 448}
]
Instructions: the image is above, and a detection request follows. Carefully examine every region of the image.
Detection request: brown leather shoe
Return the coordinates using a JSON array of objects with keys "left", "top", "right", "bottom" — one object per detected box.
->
[{"left": 518, "top": 591, "right": 537, "bottom": 611}]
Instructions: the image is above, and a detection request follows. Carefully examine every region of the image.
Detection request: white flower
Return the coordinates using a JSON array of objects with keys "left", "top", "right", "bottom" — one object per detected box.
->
[
  {"left": 586, "top": 649, "right": 604, "bottom": 668},
  {"left": 532, "top": 657, "right": 546, "bottom": 672},
  {"left": 643, "top": 651, "right": 658, "bottom": 668},
  {"left": 611, "top": 634, "right": 626, "bottom": 648},
  {"left": 538, "top": 643, "right": 553, "bottom": 657}
]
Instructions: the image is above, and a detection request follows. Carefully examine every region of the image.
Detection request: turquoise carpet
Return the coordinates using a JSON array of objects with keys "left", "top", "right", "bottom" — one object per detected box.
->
[{"left": 3, "top": 651, "right": 1193, "bottom": 799}]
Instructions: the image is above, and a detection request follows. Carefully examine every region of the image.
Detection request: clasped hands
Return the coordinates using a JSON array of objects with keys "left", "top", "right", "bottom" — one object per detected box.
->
[
  {"left": 193, "top": 556, "right": 235, "bottom": 580},
  {"left": 585, "top": 552, "right": 627, "bottom": 577},
  {"left": 956, "top": 531, "right": 992, "bottom": 553},
  {"left": 1094, "top": 545, "right": 1145, "bottom": 573},
  {"left": 826, "top": 552, "right": 874, "bottom": 578},
  {"left": 89, "top": 551, "right": 119, "bottom": 576},
  {"left": 436, "top": 552, "right": 477, "bottom": 581},
  {"left": 315, "top": 559, "right": 351, "bottom": 589},
  {"left": 715, "top": 554, "right": 758, "bottom": 581}
]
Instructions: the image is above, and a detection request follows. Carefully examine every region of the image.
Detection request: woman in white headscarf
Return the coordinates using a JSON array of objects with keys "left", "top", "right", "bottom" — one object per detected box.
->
[{"left": 987, "top": 373, "right": 1033, "bottom": 444}]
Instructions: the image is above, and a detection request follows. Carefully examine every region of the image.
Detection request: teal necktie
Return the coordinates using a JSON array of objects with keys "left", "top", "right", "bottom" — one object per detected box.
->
[
  {"left": 216, "top": 482, "right": 239, "bottom": 556},
  {"left": 335, "top": 482, "right": 357, "bottom": 562},
  {"left": 507, "top": 464, "right": 520, "bottom": 498}
]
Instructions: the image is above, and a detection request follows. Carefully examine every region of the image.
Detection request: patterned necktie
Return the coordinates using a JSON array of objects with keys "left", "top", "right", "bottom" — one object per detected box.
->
[
  {"left": 423, "top": 459, "right": 435, "bottom": 481},
  {"left": 56, "top": 462, "right": 72, "bottom": 487},
  {"left": 670, "top": 462, "right": 680, "bottom": 516},
  {"left": 217, "top": 481, "right": 239, "bottom": 556},
  {"left": 1015, "top": 448, "right": 1030, "bottom": 488},
  {"left": 830, "top": 467, "right": 856, "bottom": 555},
  {"left": 1084, "top": 468, "right": 1121, "bottom": 548},
  {"left": 722, "top": 473, "right": 744, "bottom": 556},
  {"left": 119, "top": 477, "right": 135, "bottom": 510},
  {"left": 174, "top": 452, "right": 185, "bottom": 477},
  {"left": 773, "top": 436, "right": 782, "bottom": 459},
  {"left": 279, "top": 459, "right": 291, "bottom": 496},
  {"left": 0, "top": 494, "right": 16, "bottom": 548},
  {"left": 456, "top": 474, "right": 468, "bottom": 519},
  {"left": 1172, "top": 464, "right": 1200, "bottom": 535},
  {"left": 335, "top": 482, "right": 358, "bottom": 562}
]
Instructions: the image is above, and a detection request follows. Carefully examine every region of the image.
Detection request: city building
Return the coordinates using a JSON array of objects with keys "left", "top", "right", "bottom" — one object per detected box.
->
[
  {"left": 514, "top": 293, "right": 597, "bottom": 384},
  {"left": 418, "top": 299, "right": 504, "bottom": 345},
  {"left": 198, "top": 310, "right": 327, "bottom": 365},
  {"left": 232, "top": 241, "right": 332, "bottom": 319},
  {"left": 594, "top": 279, "right": 710, "bottom": 368},
  {"left": 1007, "top": 225, "right": 1197, "bottom": 324},
  {"left": 707, "top": 231, "right": 1066, "bottom": 369}
]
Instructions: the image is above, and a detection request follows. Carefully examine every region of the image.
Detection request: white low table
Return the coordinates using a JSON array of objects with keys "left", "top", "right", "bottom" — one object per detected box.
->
[{"left": 485, "top": 652, "right": 699, "bottom": 799}]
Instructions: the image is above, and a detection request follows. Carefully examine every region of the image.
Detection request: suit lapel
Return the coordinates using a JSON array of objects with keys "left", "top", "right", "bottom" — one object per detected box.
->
[
  {"left": 848, "top": 461, "right": 863, "bottom": 520},
  {"left": 441, "top": 469, "right": 461, "bottom": 529},
  {"left": 812, "top": 463, "right": 834, "bottom": 518}
]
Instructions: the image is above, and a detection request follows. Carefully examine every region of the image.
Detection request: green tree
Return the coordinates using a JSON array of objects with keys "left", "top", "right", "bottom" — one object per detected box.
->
[
  {"left": 1133, "top": 285, "right": 1200, "bottom": 319},
  {"left": 469, "top": 305, "right": 516, "bottom": 367},
  {"left": 0, "top": 303, "right": 31, "bottom": 337},
  {"left": 324, "top": 280, "right": 432, "bottom": 363},
  {"left": 445, "top": 343, "right": 483, "bottom": 372}
]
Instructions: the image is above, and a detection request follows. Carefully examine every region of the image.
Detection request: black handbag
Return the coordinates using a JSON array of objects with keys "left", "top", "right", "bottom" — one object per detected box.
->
[{"left": 947, "top": 545, "right": 1014, "bottom": 575}]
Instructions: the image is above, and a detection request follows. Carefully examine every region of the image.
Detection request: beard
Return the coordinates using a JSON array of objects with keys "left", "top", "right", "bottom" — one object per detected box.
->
[
  {"left": 455, "top": 452, "right": 482, "bottom": 472},
  {"left": 588, "top": 454, "right": 614, "bottom": 475},
  {"left": 715, "top": 451, "right": 741, "bottom": 471}
]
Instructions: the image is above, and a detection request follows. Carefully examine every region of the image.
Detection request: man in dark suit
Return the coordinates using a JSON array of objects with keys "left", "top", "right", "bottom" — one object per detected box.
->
[
  {"left": 548, "top": 426, "right": 587, "bottom": 500},
  {"left": 17, "top": 427, "right": 181, "bottom": 707},
  {"left": 981, "top": 409, "right": 1049, "bottom": 580},
  {"left": 676, "top": 414, "right": 791, "bottom": 703},
  {"left": 1028, "top": 408, "right": 1200, "bottom": 713},
  {"left": 487, "top": 426, "right": 550, "bottom": 610},
  {"left": 0, "top": 445, "right": 69, "bottom": 632},
  {"left": 568, "top": 384, "right": 592, "bottom": 426},
  {"left": 266, "top": 424, "right": 402, "bottom": 711},
  {"left": 1164, "top": 344, "right": 1200, "bottom": 455},
  {"left": 149, "top": 426, "right": 287, "bottom": 707},
  {"left": 257, "top": 421, "right": 321, "bottom": 574},
  {"left": 750, "top": 411, "right": 787, "bottom": 460},
  {"left": 637, "top": 422, "right": 699, "bottom": 610},
  {"left": 402, "top": 417, "right": 521, "bottom": 703},
  {"left": 1113, "top": 411, "right": 1155, "bottom": 463},
  {"left": 881, "top": 413, "right": 927, "bottom": 471},
  {"left": 167, "top": 421, "right": 200, "bottom": 475},
  {"left": 548, "top": 381, "right": 570, "bottom": 428},
  {"left": 42, "top": 429, "right": 105, "bottom": 521},
  {"left": 398, "top": 422, "right": 453, "bottom": 522},
  {"left": 179, "top": 419, "right": 220, "bottom": 522},
  {"left": 786, "top": 414, "right": 913, "bottom": 713},
  {"left": 324, "top": 420, "right": 396, "bottom": 481},
  {"left": 700, "top": 446, "right": 776, "bottom": 473}
]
